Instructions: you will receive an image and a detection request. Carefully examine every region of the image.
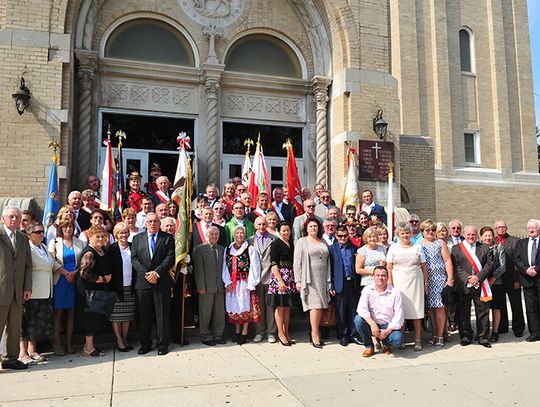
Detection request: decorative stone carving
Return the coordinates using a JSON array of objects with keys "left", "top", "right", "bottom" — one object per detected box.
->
[
  {"left": 76, "top": 51, "right": 98, "bottom": 188},
  {"left": 103, "top": 80, "right": 194, "bottom": 110},
  {"left": 180, "top": 0, "right": 245, "bottom": 27},
  {"left": 204, "top": 75, "right": 221, "bottom": 183},
  {"left": 203, "top": 25, "right": 223, "bottom": 64},
  {"left": 312, "top": 76, "right": 332, "bottom": 187},
  {"left": 224, "top": 93, "right": 304, "bottom": 121}
]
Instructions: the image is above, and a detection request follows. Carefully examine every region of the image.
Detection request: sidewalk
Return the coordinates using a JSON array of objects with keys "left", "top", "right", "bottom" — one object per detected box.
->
[{"left": 1, "top": 330, "right": 539, "bottom": 406}]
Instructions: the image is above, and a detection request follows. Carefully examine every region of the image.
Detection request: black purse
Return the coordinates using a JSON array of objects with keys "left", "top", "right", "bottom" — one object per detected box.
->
[{"left": 84, "top": 287, "right": 117, "bottom": 316}]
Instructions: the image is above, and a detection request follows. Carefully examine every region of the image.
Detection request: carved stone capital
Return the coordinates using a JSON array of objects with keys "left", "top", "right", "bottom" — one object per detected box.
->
[
  {"left": 314, "top": 91, "right": 329, "bottom": 110},
  {"left": 312, "top": 75, "right": 332, "bottom": 110},
  {"left": 76, "top": 50, "right": 98, "bottom": 89},
  {"left": 205, "top": 77, "right": 220, "bottom": 95}
]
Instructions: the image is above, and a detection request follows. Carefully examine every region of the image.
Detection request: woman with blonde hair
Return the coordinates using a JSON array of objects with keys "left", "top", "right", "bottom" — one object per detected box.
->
[
  {"left": 356, "top": 227, "right": 387, "bottom": 288},
  {"left": 265, "top": 211, "right": 280, "bottom": 236}
]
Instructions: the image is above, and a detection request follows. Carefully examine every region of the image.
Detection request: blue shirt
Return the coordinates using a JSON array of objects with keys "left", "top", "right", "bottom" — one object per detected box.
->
[{"left": 340, "top": 245, "right": 354, "bottom": 278}]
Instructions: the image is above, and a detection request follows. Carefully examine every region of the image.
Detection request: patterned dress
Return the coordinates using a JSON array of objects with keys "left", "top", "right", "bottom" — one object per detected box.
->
[
  {"left": 222, "top": 242, "right": 262, "bottom": 324},
  {"left": 268, "top": 239, "right": 296, "bottom": 307},
  {"left": 421, "top": 239, "right": 448, "bottom": 308}
]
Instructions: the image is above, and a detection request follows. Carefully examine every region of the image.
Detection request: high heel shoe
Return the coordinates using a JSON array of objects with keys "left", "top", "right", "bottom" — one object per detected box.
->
[
  {"left": 310, "top": 335, "right": 323, "bottom": 349},
  {"left": 117, "top": 344, "right": 129, "bottom": 353},
  {"left": 278, "top": 336, "right": 292, "bottom": 347}
]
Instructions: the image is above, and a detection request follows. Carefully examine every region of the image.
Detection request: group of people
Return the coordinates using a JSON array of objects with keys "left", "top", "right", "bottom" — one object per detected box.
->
[{"left": 1, "top": 168, "right": 539, "bottom": 370}]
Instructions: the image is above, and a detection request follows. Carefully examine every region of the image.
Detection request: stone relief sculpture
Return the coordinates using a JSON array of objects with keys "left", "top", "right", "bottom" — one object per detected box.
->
[{"left": 180, "top": 0, "right": 244, "bottom": 26}]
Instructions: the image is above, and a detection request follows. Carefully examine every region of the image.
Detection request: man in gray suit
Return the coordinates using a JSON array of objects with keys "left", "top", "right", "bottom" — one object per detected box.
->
[
  {"left": 0, "top": 206, "right": 32, "bottom": 370},
  {"left": 248, "top": 216, "right": 278, "bottom": 343},
  {"left": 314, "top": 190, "right": 337, "bottom": 221},
  {"left": 192, "top": 226, "right": 226, "bottom": 346},
  {"left": 292, "top": 199, "right": 322, "bottom": 243}
]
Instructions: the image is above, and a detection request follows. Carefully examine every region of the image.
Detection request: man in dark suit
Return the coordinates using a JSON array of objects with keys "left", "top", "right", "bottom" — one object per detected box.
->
[
  {"left": 192, "top": 226, "right": 226, "bottom": 346},
  {"left": 494, "top": 220, "right": 525, "bottom": 337},
  {"left": 0, "top": 206, "right": 32, "bottom": 370},
  {"left": 451, "top": 225, "right": 493, "bottom": 347},
  {"left": 151, "top": 176, "right": 173, "bottom": 209},
  {"left": 191, "top": 207, "right": 226, "bottom": 248},
  {"left": 514, "top": 219, "right": 540, "bottom": 342},
  {"left": 330, "top": 225, "right": 360, "bottom": 346},
  {"left": 68, "top": 190, "right": 90, "bottom": 232},
  {"left": 361, "top": 190, "right": 387, "bottom": 225},
  {"left": 447, "top": 219, "right": 465, "bottom": 332},
  {"left": 246, "top": 192, "right": 270, "bottom": 223},
  {"left": 131, "top": 212, "right": 175, "bottom": 355},
  {"left": 271, "top": 187, "right": 296, "bottom": 223},
  {"left": 247, "top": 216, "right": 278, "bottom": 343}
]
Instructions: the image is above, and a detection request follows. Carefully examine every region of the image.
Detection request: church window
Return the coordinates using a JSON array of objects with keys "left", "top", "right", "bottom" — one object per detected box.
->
[
  {"left": 225, "top": 34, "right": 302, "bottom": 78},
  {"left": 459, "top": 28, "right": 474, "bottom": 73},
  {"left": 104, "top": 19, "right": 195, "bottom": 66},
  {"left": 464, "top": 131, "right": 480, "bottom": 164}
]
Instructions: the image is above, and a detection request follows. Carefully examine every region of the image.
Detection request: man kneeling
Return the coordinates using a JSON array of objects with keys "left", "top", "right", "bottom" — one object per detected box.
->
[{"left": 354, "top": 265, "right": 404, "bottom": 357}]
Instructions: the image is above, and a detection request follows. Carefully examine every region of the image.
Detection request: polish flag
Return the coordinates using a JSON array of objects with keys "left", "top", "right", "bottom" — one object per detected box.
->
[{"left": 247, "top": 139, "right": 270, "bottom": 204}]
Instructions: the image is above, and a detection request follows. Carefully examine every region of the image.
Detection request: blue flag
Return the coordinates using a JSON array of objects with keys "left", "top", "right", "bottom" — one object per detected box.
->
[{"left": 42, "top": 151, "right": 60, "bottom": 227}]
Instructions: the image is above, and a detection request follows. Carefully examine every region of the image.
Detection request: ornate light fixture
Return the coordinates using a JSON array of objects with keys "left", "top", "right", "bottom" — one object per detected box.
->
[
  {"left": 372, "top": 108, "right": 388, "bottom": 140},
  {"left": 12, "top": 77, "right": 31, "bottom": 115}
]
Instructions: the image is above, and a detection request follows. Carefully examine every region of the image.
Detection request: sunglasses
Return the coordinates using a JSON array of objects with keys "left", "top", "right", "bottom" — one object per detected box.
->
[
  {"left": 31, "top": 230, "right": 45, "bottom": 234},
  {"left": 424, "top": 228, "right": 436, "bottom": 232},
  {"left": 410, "top": 220, "right": 419, "bottom": 224},
  {"left": 336, "top": 234, "right": 348, "bottom": 238},
  {"left": 214, "top": 207, "right": 224, "bottom": 211},
  {"left": 306, "top": 205, "right": 316, "bottom": 208}
]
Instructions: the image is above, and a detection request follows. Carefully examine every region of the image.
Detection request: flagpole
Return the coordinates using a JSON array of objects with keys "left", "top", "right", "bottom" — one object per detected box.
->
[
  {"left": 115, "top": 130, "right": 126, "bottom": 221},
  {"left": 387, "top": 162, "right": 394, "bottom": 239}
]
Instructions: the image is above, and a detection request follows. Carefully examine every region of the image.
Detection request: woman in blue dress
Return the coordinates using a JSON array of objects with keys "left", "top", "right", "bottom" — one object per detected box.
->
[
  {"left": 420, "top": 220, "right": 454, "bottom": 347},
  {"left": 48, "top": 219, "right": 85, "bottom": 355}
]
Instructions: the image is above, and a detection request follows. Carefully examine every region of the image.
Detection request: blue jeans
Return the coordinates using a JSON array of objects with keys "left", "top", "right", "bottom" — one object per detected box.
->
[{"left": 354, "top": 314, "right": 404, "bottom": 348}]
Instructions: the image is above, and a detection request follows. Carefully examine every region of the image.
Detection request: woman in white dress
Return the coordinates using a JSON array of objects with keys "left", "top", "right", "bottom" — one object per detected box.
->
[
  {"left": 222, "top": 225, "right": 262, "bottom": 345},
  {"left": 387, "top": 222, "right": 428, "bottom": 351}
]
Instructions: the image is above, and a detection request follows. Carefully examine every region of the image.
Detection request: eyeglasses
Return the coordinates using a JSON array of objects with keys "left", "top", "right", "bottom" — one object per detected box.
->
[
  {"left": 410, "top": 220, "right": 419, "bottom": 224},
  {"left": 31, "top": 230, "right": 44, "bottom": 234},
  {"left": 321, "top": 196, "right": 331, "bottom": 200},
  {"left": 451, "top": 227, "right": 461, "bottom": 230},
  {"left": 306, "top": 205, "right": 316, "bottom": 208},
  {"left": 214, "top": 207, "right": 224, "bottom": 211},
  {"left": 495, "top": 226, "right": 506, "bottom": 229},
  {"left": 424, "top": 228, "right": 436, "bottom": 232}
]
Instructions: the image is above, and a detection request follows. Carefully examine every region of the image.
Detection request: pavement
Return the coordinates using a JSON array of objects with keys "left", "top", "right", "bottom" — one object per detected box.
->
[{"left": 1, "top": 328, "right": 539, "bottom": 407}]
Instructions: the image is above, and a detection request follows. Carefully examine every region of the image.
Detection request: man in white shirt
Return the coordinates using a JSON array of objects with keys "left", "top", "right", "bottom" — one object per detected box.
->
[
  {"left": 136, "top": 196, "right": 154, "bottom": 230},
  {"left": 322, "top": 219, "right": 337, "bottom": 246}
]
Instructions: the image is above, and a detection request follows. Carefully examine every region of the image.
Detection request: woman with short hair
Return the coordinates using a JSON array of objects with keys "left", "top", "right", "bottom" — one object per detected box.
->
[
  {"left": 356, "top": 227, "right": 387, "bottom": 288},
  {"left": 387, "top": 222, "right": 428, "bottom": 351},
  {"left": 122, "top": 207, "right": 141, "bottom": 242},
  {"left": 48, "top": 218, "right": 85, "bottom": 355},
  {"left": 265, "top": 211, "right": 280, "bottom": 237}
]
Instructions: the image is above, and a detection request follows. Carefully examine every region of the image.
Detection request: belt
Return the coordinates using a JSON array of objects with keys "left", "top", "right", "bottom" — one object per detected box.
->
[{"left": 345, "top": 277, "right": 353, "bottom": 281}]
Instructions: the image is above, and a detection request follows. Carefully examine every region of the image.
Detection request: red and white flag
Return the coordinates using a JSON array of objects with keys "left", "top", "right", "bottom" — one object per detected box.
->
[
  {"left": 100, "top": 134, "right": 116, "bottom": 214},
  {"left": 284, "top": 140, "right": 304, "bottom": 215},
  {"left": 247, "top": 138, "right": 270, "bottom": 202}
]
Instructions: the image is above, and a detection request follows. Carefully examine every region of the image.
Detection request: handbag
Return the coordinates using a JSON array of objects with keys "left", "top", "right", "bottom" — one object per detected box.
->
[
  {"left": 84, "top": 287, "right": 117, "bottom": 316},
  {"left": 320, "top": 301, "right": 337, "bottom": 327}
]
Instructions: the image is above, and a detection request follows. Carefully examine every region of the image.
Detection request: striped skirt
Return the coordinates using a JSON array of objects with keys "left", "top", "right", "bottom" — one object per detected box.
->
[{"left": 109, "top": 286, "right": 136, "bottom": 322}]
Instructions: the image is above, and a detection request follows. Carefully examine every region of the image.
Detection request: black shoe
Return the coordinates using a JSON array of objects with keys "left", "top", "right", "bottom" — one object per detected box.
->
[
  {"left": 231, "top": 333, "right": 239, "bottom": 343},
  {"left": 157, "top": 347, "right": 168, "bottom": 355},
  {"left": 526, "top": 335, "right": 540, "bottom": 342},
  {"left": 237, "top": 334, "right": 247, "bottom": 345},
  {"left": 117, "top": 344, "right": 129, "bottom": 353},
  {"left": 460, "top": 339, "right": 472, "bottom": 346},
  {"left": 514, "top": 331, "right": 524, "bottom": 338},
  {"left": 479, "top": 341, "right": 492, "bottom": 348},
  {"left": 490, "top": 332, "right": 499, "bottom": 342},
  {"left": 137, "top": 347, "right": 151, "bottom": 355},
  {"left": 215, "top": 339, "right": 227, "bottom": 345},
  {"left": 349, "top": 336, "right": 363, "bottom": 346},
  {"left": 125, "top": 345, "right": 134, "bottom": 351},
  {"left": 278, "top": 336, "right": 292, "bottom": 347},
  {"left": 202, "top": 340, "right": 216, "bottom": 346},
  {"left": 449, "top": 323, "right": 458, "bottom": 332},
  {"left": 339, "top": 338, "right": 349, "bottom": 347},
  {"left": 1, "top": 360, "right": 28, "bottom": 370}
]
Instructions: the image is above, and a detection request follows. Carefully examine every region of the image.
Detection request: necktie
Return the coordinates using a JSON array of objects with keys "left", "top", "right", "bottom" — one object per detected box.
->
[
  {"left": 150, "top": 234, "right": 156, "bottom": 257},
  {"left": 532, "top": 238, "right": 538, "bottom": 267},
  {"left": 9, "top": 231, "right": 16, "bottom": 249},
  {"left": 212, "top": 245, "right": 218, "bottom": 262}
]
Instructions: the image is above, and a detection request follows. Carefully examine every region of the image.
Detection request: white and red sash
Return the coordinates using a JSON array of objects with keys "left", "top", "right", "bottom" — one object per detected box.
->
[
  {"left": 155, "top": 190, "right": 170, "bottom": 204},
  {"left": 252, "top": 208, "right": 267, "bottom": 218},
  {"left": 196, "top": 222, "right": 208, "bottom": 244},
  {"left": 459, "top": 242, "right": 492, "bottom": 302},
  {"left": 271, "top": 202, "right": 285, "bottom": 221}
]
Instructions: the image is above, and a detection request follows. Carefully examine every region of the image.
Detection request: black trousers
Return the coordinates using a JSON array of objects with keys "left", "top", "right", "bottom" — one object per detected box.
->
[
  {"left": 523, "top": 283, "right": 540, "bottom": 337},
  {"left": 335, "top": 279, "right": 360, "bottom": 339},
  {"left": 136, "top": 287, "right": 171, "bottom": 349},
  {"left": 498, "top": 284, "right": 525, "bottom": 335},
  {"left": 458, "top": 291, "right": 490, "bottom": 341}
]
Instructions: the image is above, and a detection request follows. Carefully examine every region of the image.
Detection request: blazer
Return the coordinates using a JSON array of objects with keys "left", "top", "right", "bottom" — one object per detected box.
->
[
  {"left": 76, "top": 209, "right": 91, "bottom": 231},
  {"left": 514, "top": 237, "right": 540, "bottom": 288},
  {"left": 108, "top": 242, "right": 135, "bottom": 301},
  {"left": 270, "top": 202, "right": 296, "bottom": 224},
  {"left": 131, "top": 230, "right": 175, "bottom": 290},
  {"left": 191, "top": 222, "right": 227, "bottom": 249},
  {"left": 499, "top": 234, "right": 520, "bottom": 286},
  {"left": 151, "top": 189, "right": 173, "bottom": 208},
  {"left": 247, "top": 233, "right": 278, "bottom": 285},
  {"left": 47, "top": 237, "right": 85, "bottom": 285},
  {"left": 29, "top": 242, "right": 54, "bottom": 299},
  {"left": 329, "top": 241, "right": 359, "bottom": 293},
  {"left": 451, "top": 242, "right": 493, "bottom": 295},
  {"left": 368, "top": 203, "right": 387, "bottom": 225},
  {"left": 192, "top": 243, "right": 225, "bottom": 293},
  {"left": 0, "top": 225, "right": 32, "bottom": 305}
]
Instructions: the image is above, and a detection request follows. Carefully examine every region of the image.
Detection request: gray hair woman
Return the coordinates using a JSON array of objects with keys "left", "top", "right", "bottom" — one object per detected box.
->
[
  {"left": 386, "top": 221, "right": 428, "bottom": 351},
  {"left": 18, "top": 223, "right": 54, "bottom": 364}
]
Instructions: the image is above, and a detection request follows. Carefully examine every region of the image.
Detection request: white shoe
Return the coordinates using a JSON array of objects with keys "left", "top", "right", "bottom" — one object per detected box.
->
[
  {"left": 253, "top": 334, "right": 263, "bottom": 343},
  {"left": 267, "top": 334, "right": 277, "bottom": 343}
]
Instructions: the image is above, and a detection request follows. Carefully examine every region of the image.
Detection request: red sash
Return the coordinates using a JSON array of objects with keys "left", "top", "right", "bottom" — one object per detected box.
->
[
  {"left": 459, "top": 243, "right": 492, "bottom": 302},
  {"left": 196, "top": 222, "right": 207, "bottom": 244},
  {"left": 155, "top": 191, "right": 169, "bottom": 203}
]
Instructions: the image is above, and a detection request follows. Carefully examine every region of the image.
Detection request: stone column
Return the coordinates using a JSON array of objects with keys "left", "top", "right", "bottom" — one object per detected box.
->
[
  {"left": 312, "top": 76, "right": 332, "bottom": 187},
  {"left": 75, "top": 51, "right": 97, "bottom": 188},
  {"left": 203, "top": 65, "right": 224, "bottom": 184}
]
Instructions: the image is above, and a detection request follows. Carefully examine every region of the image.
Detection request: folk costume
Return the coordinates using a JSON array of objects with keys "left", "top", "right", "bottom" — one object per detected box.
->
[{"left": 222, "top": 241, "right": 262, "bottom": 324}]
